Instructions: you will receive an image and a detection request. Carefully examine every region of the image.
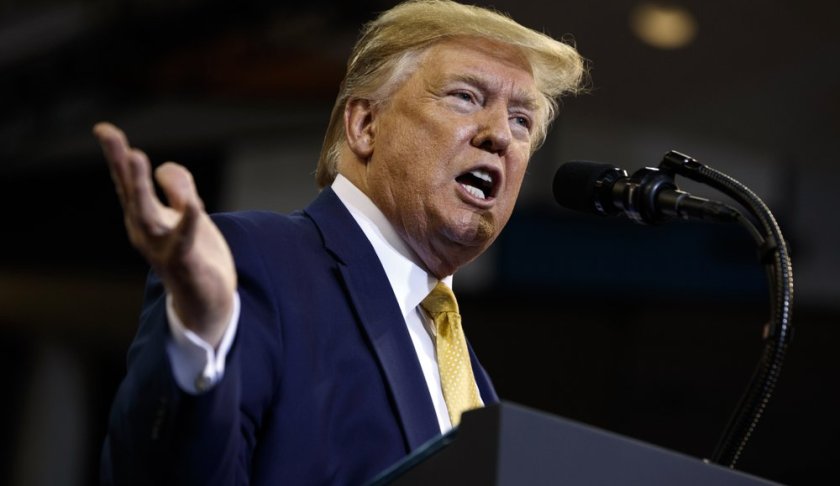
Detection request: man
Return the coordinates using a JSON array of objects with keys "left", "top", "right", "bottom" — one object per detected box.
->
[{"left": 95, "top": 0, "right": 584, "bottom": 484}]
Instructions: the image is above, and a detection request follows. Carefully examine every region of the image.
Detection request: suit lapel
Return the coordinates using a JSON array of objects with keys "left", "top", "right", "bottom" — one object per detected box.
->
[
  {"left": 304, "top": 188, "right": 441, "bottom": 450},
  {"left": 468, "top": 343, "right": 499, "bottom": 405}
]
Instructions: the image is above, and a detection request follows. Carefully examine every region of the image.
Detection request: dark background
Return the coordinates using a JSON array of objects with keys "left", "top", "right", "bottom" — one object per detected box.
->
[{"left": 2, "top": 1, "right": 838, "bottom": 485}]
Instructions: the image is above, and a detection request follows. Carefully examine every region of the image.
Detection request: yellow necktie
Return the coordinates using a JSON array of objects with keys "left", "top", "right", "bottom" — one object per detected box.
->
[{"left": 421, "top": 282, "right": 482, "bottom": 426}]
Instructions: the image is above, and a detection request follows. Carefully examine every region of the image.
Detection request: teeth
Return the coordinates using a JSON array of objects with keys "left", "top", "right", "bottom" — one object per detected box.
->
[
  {"left": 469, "top": 169, "right": 492, "bottom": 184},
  {"left": 461, "top": 183, "right": 486, "bottom": 200}
]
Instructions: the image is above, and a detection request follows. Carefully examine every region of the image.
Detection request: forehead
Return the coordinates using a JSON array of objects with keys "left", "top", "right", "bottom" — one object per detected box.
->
[{"left": 413, "top": 37, "right": 538, "bottom": 98}]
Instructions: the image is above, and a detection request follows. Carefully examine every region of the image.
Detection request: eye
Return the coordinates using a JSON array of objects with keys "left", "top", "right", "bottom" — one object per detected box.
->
[
  {"left": 451, "top": 90, "right": 477, "bottom": 104},
  {"left": 511, "top": 115, "right": 532, "bottom": 131}
]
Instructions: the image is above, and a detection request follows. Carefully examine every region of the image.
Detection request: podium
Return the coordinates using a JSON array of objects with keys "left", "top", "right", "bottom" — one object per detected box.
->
[{"left": 368, "top": 402, "right": 781, "bottom": 485}]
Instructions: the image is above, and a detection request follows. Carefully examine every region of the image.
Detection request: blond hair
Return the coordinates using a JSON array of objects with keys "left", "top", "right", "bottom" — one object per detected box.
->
[{"left": 315, "top": 0, "right": 586, "bottom": 187}]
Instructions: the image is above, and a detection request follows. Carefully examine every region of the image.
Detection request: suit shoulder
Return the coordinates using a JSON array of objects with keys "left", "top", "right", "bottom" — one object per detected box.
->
[
  {"left": 209, "top": 209, "right": 327, "bottom": 267},
  {"left": 211, "top": 210, "right": 314, "bottom": 239}
]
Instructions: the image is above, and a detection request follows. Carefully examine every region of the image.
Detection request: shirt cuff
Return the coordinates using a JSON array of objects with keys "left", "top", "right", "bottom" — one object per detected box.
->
[{"left": 165, "top": 292, "right": 241, "bottom": 395}]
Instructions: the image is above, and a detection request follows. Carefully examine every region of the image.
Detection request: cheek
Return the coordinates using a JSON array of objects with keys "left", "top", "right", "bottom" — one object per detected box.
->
[
  {"left": 507, "top": 159, "right": 529, "bottom": 194},
  {"left": 380, "top": 116, "right": 441, "bottom": 174}
]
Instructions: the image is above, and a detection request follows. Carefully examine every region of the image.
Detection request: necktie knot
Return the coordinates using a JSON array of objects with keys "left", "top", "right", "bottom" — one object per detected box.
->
[{"left": 420, "top": 282, "right": 459, "bottom": 316}]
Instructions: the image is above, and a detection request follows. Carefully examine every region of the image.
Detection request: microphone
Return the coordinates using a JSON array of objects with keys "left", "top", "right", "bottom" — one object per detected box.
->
[{"left": 553, "top": 161, "right": 740, "bottom": 224}]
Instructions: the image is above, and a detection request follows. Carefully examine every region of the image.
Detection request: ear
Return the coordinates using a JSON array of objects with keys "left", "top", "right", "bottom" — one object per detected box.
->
[{"left": 344, "top": 98, "right": 375, "bottom": 160}]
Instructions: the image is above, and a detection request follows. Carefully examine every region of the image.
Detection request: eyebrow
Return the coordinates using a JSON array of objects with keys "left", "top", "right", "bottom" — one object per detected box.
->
[{"left": 449, "top": 73, "right": 539, "bottom": 112}]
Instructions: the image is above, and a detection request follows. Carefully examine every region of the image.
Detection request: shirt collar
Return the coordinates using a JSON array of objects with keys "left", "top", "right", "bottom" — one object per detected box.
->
[{"left": 331, "top": 174, "right": 453, "bottom": 318}]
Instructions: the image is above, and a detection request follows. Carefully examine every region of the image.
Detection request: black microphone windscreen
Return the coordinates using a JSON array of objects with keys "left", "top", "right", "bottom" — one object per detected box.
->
[{"left": 553, "top": 161, "right": 620, "bottom": 214}]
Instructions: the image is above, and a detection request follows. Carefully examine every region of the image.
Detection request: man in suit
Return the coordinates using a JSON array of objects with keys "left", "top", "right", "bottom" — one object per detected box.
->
[{"left": 95, "top": 1, "right": 584, "bottom": 484}]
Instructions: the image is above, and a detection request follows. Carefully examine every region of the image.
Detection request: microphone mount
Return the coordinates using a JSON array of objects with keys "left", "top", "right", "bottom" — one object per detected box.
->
[
  {"left": 612, "top": 166, "right": 740, "bottom": 224},
  {"left": 553, "top": 160, "right": 741, "bottom": 226}
]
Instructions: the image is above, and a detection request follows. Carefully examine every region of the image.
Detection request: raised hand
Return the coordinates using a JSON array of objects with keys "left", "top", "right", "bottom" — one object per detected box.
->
[{"left": 94, "top": 122, "right": 236, "bottom": 348}]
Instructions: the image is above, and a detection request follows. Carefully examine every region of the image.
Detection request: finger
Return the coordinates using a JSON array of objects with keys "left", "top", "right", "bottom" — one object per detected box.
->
[
  {"left": 93, "top": 122, "right": 132, "bottom": 206},
  {"left": 126, "top": 149, "right": 168, "bottom": 237},
  {"left": 171, "top": 198, "right": 201, "bottom": 259}
]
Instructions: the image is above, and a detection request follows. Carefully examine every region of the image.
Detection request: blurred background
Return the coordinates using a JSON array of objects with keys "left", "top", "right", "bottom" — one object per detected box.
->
[{"left": 1, "top": 0, "right": 838, "bottom": 484}]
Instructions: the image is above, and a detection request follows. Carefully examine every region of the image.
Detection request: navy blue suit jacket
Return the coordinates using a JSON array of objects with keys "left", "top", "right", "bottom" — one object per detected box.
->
[{"left": 101, "top": 188, "right": 498, "bottom": 485}]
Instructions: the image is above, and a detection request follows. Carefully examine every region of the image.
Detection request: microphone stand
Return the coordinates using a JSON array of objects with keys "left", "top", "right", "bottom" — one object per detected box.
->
[{"left": 658, "top": 151, "right": 795, "bottom": 468}]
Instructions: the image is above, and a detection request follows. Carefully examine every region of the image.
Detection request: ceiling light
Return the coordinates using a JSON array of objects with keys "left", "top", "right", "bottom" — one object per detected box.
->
[{"left": 630, "top": 2, "right": 698, "bottom": 50}]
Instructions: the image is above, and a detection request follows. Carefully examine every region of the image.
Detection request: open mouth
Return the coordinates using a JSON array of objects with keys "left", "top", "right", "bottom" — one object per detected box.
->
[{"left": 456, "top": 168, "right": 497, "bottom": 201}]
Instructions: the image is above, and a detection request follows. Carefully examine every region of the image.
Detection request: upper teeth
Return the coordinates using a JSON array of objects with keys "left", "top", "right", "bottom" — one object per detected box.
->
[{"left": 470, "top": 169, "right": 492, "bottom": 184}]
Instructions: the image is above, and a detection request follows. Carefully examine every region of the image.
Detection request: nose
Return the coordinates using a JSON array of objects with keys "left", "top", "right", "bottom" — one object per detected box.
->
[{"left": 471, "top": 104, "right": 511, "bottom": 155}]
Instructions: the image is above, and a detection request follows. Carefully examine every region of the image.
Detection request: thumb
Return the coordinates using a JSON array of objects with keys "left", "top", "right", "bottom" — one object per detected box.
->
[{"left": 154, "top": 162, "right": 204, "bottom": 212}]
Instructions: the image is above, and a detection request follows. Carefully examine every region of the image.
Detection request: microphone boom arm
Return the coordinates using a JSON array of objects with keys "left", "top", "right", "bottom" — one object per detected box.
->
[{"left": 658, "top": 151, "right": 794, "bottom": 468}]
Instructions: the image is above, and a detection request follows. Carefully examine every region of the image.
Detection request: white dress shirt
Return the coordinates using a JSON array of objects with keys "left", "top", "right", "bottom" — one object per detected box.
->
[{"left": 165, "top": 174, "right": 481, "bottom": 433}]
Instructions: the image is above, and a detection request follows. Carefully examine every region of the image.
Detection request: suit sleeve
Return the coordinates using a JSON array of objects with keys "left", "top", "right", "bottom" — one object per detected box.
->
[{"left": 100, "top": 213, "right": 284, "bottom": 486}]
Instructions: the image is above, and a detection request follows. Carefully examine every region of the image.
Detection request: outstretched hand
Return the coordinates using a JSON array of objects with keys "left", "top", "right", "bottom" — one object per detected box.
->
[{"left": 94, "top": 122, "right": 236, "bottom": 348}]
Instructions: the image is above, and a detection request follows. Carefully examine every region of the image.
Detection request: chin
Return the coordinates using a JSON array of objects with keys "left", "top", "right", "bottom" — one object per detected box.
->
[{"left": 446, "top": 217, "right": 497, "bottom": 248}]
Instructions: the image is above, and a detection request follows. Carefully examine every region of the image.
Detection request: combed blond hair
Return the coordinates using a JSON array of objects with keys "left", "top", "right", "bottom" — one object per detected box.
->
[{"left": 315, "top": 0, "right": 586, "bottom": 187}]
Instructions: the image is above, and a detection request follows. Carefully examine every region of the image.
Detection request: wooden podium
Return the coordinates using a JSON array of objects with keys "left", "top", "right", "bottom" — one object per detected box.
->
[{"left": 368, "top": 402, "right": 781, "bottom": 485}]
